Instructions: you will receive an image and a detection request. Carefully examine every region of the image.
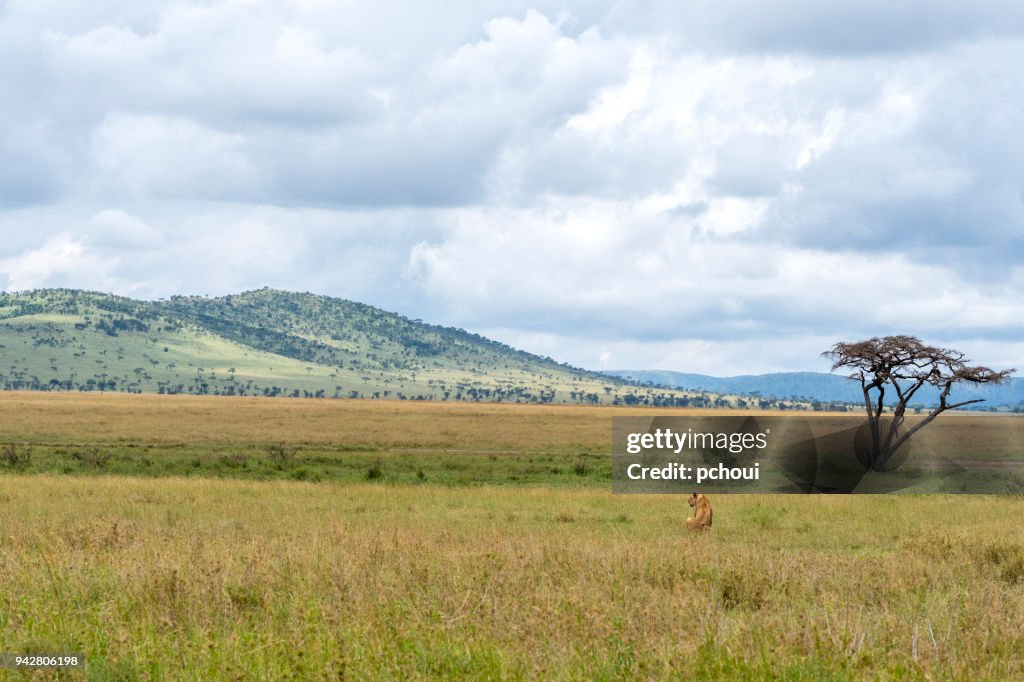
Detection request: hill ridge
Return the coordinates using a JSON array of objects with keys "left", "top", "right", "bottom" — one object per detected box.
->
[{"left": 0, "top": 288, "right": 711, "bottom": 406}]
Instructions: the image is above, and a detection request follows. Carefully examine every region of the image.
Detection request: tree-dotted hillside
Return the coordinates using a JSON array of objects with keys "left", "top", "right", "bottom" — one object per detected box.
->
[
  {"left": 0, "top": 288, "right": 715, "bottom": 406},
  {"left": 154, "top": 288, "right": 593, "bottom": 377}
]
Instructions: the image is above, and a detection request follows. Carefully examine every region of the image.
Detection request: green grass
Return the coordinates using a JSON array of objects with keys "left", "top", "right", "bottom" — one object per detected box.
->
[{"left": 0, "top": 440, "right": 610, "bottom": 487}]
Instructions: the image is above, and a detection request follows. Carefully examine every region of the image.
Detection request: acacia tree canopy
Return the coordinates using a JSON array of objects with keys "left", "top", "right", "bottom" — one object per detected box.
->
[{"left": 822, "top": 335, "right": 1014, "bottom": 471}]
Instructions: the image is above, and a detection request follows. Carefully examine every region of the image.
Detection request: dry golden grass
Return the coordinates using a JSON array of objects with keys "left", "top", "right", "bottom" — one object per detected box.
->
[
  {"left": 3, "top": 391, "right": 1015, "bottom": 451},
  {"left": 1, "top": 393, "right": 1023, "bottom": 678},
  {"left": 0, "top": 391, "right": 767, "bottom": 451},
  {"left": 1, "top": 476, "right": 1023, "bottom": 679}
]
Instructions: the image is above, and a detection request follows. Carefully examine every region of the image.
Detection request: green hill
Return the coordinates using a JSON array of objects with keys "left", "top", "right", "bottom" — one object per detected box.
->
[{"left": 0, "top": 288, "right": 711, "bottom": 406}]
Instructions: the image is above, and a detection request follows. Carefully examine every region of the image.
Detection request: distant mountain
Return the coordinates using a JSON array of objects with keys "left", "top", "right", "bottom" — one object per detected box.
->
[
  {"left": 0, "top": 288, "right": 702, "bottom": 406},
  {"left": 606, "top": 369, "right": 1024, "bottom": 410}
]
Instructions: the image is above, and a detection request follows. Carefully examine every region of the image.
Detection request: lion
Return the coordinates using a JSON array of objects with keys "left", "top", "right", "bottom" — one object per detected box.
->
[{"left": 686, "top": 493, "right": 712, "bottom": 531}]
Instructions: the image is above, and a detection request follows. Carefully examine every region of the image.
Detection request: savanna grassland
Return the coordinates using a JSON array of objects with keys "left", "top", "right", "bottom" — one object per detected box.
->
[{"left": 1, "top": 392, "right": 1023, "bottom": 680}]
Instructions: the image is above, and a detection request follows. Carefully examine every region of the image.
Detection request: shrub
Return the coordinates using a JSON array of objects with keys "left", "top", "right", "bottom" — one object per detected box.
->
[
  {"left": 219, "top": 454, "right": 249, "bottom": 468},
  {"left": 266, "top": 444, "right": 298, "bottom": 464},
  {"left": 73, "top": 447, "right": 111, "bottom": 468},
  {"left": 2, "top": 443, "right": 32, "bottom": 468}
]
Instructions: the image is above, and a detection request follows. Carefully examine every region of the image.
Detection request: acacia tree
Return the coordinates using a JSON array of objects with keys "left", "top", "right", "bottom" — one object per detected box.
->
[{"left": 823, "top": 336, "right": 1014, "bottom": 471}]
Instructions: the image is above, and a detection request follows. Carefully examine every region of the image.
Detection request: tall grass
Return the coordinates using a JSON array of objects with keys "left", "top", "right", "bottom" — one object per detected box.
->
[{"left": 1, "top": 476, "right": 1022, "bottom": 679}]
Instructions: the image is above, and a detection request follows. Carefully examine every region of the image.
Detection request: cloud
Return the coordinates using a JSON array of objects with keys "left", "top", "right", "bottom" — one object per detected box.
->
[
  {"left": 0, "top": 202, "right": 443, "bottom": 305},
  {"left": 41, "top": 4, "right": 380, "bottom": 128},
  {"left": 0, "top": 129, "right": 68, "bottom": 207},
  {"left": 86, "top": 209, "right": 165, "bottom": 250},
  {"left": 0, "top": 1, "right": 1021, "bottom": 374},
  {"left": 605, "top": 1, "right": 1024, "bottom": 55},
  {"left": 89, "top": 113, "right": 256, "bottom": 199},
  {"left": 407, "top": 202, "right": 1024, "bottom": 343},
  {"left": 474, "top": 328, "right": 845, "bottom": 376},
  {"left": 30, "top": 5, "right": 631, "bottom": 208},
  {"left": 0, "top": 233, "right": 119, "bottom": 292}
]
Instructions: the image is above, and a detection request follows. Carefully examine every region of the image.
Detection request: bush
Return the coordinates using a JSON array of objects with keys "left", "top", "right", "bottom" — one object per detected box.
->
[
  {"left": 219, "top": 454, "right": 249, "bottom": 468},
  {"left": 2, "top": 443, "right": 32, "bottom": 468},
  {"left": 73, "top": 447, "right": 111, "bottom": 468},
  {"left": 266, "top": 444, "right": 298, "bottom": 464}
]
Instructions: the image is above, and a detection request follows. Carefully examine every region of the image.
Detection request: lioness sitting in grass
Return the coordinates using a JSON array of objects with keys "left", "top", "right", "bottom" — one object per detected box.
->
[{"left": 686, "top": 493, "right": 712, "bottom": 531}]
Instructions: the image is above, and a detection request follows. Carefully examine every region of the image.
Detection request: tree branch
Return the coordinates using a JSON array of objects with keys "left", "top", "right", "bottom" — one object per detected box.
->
[
  {"left": 945, "top": 398, "right": 985, "bottom": 410},
  {"left": 823, "top": 335, "right": 1014, "bottom": 472}
]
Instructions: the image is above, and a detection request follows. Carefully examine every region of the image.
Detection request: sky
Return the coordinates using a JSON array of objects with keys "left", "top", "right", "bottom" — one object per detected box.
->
[{"left": 1, "top": 0, "right": 1023, "bottom": 376}]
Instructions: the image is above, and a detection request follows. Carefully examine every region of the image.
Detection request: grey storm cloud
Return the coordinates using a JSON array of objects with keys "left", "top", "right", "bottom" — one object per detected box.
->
[
  {"left": 1, "top": 0, "right": 1022, "bottom": 375},
  {"left": 605, "top": 0, "right": 1024, "bottom": 55}
]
